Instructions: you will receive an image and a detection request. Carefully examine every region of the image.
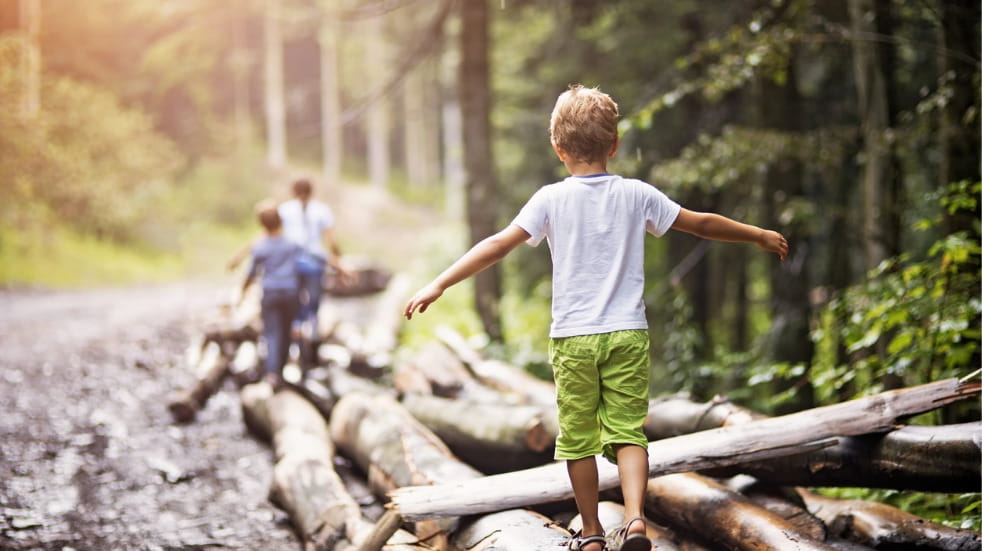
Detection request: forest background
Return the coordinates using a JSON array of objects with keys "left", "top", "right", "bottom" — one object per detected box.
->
[{"left": 1, "top": 0, "right": 979, "bottom": 529}]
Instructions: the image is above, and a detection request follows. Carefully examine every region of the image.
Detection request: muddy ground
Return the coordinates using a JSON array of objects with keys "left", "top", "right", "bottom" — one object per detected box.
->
[{"left": 0, "top": 281, "right": 309, "bottom": 550}]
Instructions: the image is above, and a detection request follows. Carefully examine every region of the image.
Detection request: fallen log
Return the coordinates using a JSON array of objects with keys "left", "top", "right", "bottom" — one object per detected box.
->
[
  {"left": 387, "top": 378, "right": 980, "bottom": 521},
  {"left": 325, "top": 266, "right": 393, "bottom": 297},
  {"left": 435, "top": 325, "right": 557, "bottom": 407},
  {"left": 646, "top": 395, "right": 982, "bottom": 493},
  {"left": 167, "top": 341, "right": 230, "bottom": 423},
  {"left": 799, "top": 489, "right": 982, "bottom": 551},
  {"left": 401, "top": 393, "right": 554, "bottom": 473},
  {"left": 240, "top": 383, "right": 430, "bottom": 550},
  {"left": 643, "top": 394, "right": 764, "bottom": 439},
  {"left": 450, "top": 509, "right": 570, "bottom": 550},
  {"left": 646, "top": 473, "right": 837, "bottom": 550},
  {"left": 330, "top": 391, "right": 482, "bottom": 548}
]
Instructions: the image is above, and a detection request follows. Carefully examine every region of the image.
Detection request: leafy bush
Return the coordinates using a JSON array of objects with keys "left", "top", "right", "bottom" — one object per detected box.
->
[{"left": 0, "top": 36, "right": 183, "bottom": 245}]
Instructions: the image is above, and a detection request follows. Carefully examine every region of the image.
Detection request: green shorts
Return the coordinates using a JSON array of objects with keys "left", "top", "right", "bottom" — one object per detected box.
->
[{"left": 549, "top": 329, "right": 650, "bottom": 464}]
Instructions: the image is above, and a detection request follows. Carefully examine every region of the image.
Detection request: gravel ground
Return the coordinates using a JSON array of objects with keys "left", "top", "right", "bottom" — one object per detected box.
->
[{"left": 0, "top": 281, "right": 301, "bottom": 550}]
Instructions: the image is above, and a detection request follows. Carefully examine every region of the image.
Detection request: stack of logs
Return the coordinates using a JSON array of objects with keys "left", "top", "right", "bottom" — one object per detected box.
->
[{"left": 167, "top": 269, "right": 982, "bottom": 551}]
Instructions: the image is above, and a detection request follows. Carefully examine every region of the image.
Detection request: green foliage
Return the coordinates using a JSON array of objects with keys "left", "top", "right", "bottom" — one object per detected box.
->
[
  {"left": 0, "top": 38, "right": 184, "bottom": 245},
  {"left": 0, "top": 223, "right": 183, "bottom": 288},
  {"left": 809, "top": 182, "right": 981, "bottom": 406},
  {"left": 650, "top": 125, "right": 852, "bottom": 193}
]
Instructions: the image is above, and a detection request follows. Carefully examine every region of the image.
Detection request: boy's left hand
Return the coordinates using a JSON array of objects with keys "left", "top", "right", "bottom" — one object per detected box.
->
[
  {"left": 759, "top": 230, "right": 789, "bottom": 260},
  {"left": 404, "top": 283, "right": 444, "bottom": 320}
]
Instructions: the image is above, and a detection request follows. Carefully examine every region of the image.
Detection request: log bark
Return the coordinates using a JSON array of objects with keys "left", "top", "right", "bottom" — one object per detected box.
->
[
  {"left": 325, "top": 267, "right": 393, "bottom": 297},
  {"left": 167, "top": 341, "right": 230, "bottom": 423},
  {"left": 645, "top": 473, "right": 837, "bottom": 551},
  {"left": 330, "top": 391, "right": 482, "bottom": 547},
  {"left": 647, "top": 395, "right": 982, "bottom": 492},
  {"left": 799, "top": 489, "right": 982, "bottom": 551},
  {"left": 435, "top": 325, "right": 557, "bottom": 407},
  {"left": 240, "top": 383, "right": 428, "bottom": 550},
  {"left": 451, "top": 509, "right": 570, "bottom": 550},
  {"left": 388, "top": 378, "right": 979, "bottom": 521},
  {"left": 401, "top": 393, "right": 554, "bottom": 474}
]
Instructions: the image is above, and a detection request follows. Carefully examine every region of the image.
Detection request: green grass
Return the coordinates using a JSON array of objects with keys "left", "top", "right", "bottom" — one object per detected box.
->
[{"left": 0, "top": 224, "right": 184, "bottom": 288}]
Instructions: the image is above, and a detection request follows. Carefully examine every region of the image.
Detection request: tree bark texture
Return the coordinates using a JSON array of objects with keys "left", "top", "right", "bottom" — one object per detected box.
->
[
  {"left": 329, "top": 391, "right": 482, "bottom": 546},
  {"left": 401, "top": 393, "right": 554, "bottom": 474},
  {"left": 435, "top": 325, "right": 558, "bottom": 407},
  {"left": 451, "top": 509, "right": 570, "bottom": 551},
  {"left": 387, "top": 378, "right": 979, "bottom": 521},
  {"left": 458, "top": 0, "right": 502, "bottom": 341},
  {"left": 849, "top": 0, "right": 899, "bottom": 270},
  {"left": 646, "top": 473, "right": 837, "bottom": 551},
  {"left": 240, "top": 383, "right": 429, "bottom": 550}
]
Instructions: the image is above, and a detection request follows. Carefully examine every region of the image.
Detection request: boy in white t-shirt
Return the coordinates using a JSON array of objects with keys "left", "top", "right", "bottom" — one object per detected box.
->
[{"left": 404, "top": 84, "right": 788, "bottom": 551}]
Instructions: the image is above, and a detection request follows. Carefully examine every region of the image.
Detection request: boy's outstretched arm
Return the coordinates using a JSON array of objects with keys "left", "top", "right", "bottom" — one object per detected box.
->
[
  {"left": 404, "top": 224, "right": 530, "bottom": 320},
  {"left": 671, "top": 208, "right": 789, "bottom": 260}
]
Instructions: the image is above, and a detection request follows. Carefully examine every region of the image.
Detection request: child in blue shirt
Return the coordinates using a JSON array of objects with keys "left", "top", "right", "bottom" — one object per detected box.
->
[{"left": 241, "top": 200, "right": 303, "bottom": 390}]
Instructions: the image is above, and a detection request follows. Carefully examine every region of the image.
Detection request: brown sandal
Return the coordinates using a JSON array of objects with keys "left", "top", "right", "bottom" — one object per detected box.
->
[
  {"left": 606, "top": 517, "right": 650, "bottom": 551},
  {"left": 568, "top": 529, "right": 606, "bottom": 551}
]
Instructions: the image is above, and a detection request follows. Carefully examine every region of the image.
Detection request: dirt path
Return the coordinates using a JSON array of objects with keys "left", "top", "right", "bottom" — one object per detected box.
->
[{"left": 0, "top": 281, "right": 301, "bottom": 550}]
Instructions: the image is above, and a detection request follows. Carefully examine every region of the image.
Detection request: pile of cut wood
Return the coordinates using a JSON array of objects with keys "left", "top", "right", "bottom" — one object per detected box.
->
[{"left": 168, "top": 271, "right": 982, "bottom": 551}]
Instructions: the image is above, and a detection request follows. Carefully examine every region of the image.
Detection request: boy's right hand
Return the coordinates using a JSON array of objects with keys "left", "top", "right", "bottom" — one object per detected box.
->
[
  {"left": 404, "top": 283, "right": 444, "bottom": 320},
  {"left": 758, "top": 230, "right": 789, "bottom": 261}
]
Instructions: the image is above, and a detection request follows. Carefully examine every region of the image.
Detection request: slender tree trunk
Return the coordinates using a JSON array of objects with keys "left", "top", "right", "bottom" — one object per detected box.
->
[
  {"left": 756, "top": 56, "right": 814, "bottom": 409},
  {"left": 848, "top": 0, "right": 898, "bottom": 271},
  {"left": 319, "top": 13, "right": 342, "bottom": 185},
  {"left": 263, "top": 0, "right": 287, "bottom": 169},
  {"left": 366, "top": 16, "right": 390, "bottom": 189},
  {"left": 938, "top": 1, "right": 981, "bottom": 234},
  {"left": 19, "top": 0, "right": 40, "bottom": 117},
  {"left": 459, "top": 0, "right": 502, "bottom": 340},
  {"left": 230, "top": 12, "right": 252, "bottom": 161},
  {"left": 403, "top": 58, "right": 440, "bottom": 188}
]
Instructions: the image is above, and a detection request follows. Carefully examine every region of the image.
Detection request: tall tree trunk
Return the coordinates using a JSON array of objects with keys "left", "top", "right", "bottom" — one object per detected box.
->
[
  {"left": 757, "top": 57, "right": 814, "bottom": 409},
  {"left": 459, "top": 0, "right": 502, "bottom": 340},
  {"left": 19, "top": 0, "right": 40, "bottom": 117},
  {"left": 319, "top": 13, "right": 342, "bottom": 186},
  {"left": 366, "top": 15, "right": 390, "bottom": 189},
  {"left": 441, "top": 74, "right": 465, "bottom": 219},
  {"left": 938, "top": 1, "right": 982, "bottom": 235},
  {"left": 263, "top": 0, "right": 287, "bottom": 170},
  {"left": 403, "top": 58, "right": 441, "bottom": 189},
  {"left": 848, "top": 0, "right": 899, "bottom": 271},
  {"left": 230, "top": 12, "right": 252, "bottom": 162}
]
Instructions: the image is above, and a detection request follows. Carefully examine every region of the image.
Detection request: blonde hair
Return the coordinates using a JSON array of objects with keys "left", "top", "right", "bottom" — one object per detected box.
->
[{"left": 549, "top": 84, "right": 619, "bottom": 163}]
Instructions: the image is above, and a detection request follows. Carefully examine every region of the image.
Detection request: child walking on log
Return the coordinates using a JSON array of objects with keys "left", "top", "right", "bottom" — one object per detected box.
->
[
  {"left": 240, "top": 200, "right": 303, "bottom": 391},
  {"left": 403, "top": 84, "right": 788, "bottom": 551}
]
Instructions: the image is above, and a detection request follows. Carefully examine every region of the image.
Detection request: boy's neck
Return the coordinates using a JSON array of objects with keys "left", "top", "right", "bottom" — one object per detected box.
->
[
  {"left": 564, "top": 157, "right": 609, "bottom": 177},
  {"left": 267, "top": 229, "right": 283, "bottom": 237}
]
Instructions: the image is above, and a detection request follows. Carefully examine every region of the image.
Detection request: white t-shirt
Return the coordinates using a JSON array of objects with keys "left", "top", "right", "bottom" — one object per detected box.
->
[
  {"left": 512, "top": 174, "right": 681, "bottom": 338},
  {"left": 278, "top": 198, "right": 335, "bottom": 260}
]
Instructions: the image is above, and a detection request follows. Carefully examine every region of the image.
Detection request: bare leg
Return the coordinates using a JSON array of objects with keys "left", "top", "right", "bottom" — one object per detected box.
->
[
  {"left": 615, "top": 444, "right": 648, "bottom": 536},
  {"left": 567, "top": 456, "right": 604, "bottom": 548}
]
